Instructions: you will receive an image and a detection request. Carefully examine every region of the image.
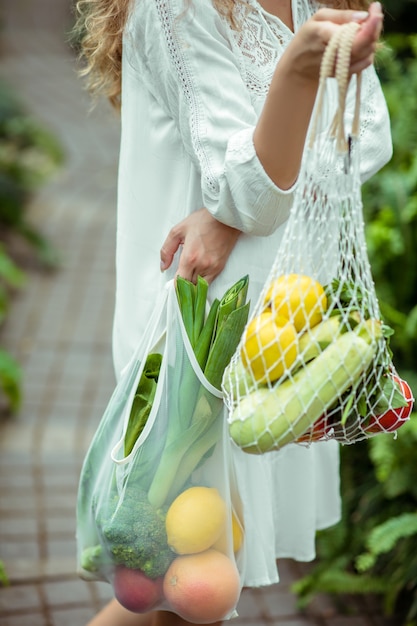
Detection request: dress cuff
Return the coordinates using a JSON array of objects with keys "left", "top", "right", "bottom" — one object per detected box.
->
[{"left": 210, "top": 127, "right": 296, "bottom": 236}]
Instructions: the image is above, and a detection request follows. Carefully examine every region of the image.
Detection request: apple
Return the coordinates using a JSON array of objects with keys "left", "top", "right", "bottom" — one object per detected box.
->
[{"left": 113, "top": 565, "right": 164, "bottom": 613}]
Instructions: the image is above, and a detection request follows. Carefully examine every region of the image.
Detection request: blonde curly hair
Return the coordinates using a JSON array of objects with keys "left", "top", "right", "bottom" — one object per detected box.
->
[{"left": 73, "top": 0, "right": 371, "bottom": 109}]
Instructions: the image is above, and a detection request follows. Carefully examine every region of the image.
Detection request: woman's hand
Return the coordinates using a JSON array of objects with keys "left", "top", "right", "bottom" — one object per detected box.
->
[
  {"left": 160, "top": 208, "right": 241, "bottom": 284},
  {"left": 287, "top": 1, "right": 384, "bottom": 83}
]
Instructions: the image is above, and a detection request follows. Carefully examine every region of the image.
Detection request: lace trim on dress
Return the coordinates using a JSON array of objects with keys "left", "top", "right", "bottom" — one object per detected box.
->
[
  {"left": 155, "top": 0, "right": 220, "bottom": 195},
  {"left": 231, "top": 0, "right": 316, "bottom": 98}
]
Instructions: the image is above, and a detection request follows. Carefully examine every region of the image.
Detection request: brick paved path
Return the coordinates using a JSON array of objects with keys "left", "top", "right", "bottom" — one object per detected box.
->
[{"left": 0, "top": 1, "right": 400, "bottom": 625}]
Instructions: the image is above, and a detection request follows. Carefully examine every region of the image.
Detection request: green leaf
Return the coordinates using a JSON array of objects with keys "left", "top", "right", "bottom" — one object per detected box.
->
[
  {"left": 0, "top": 245, "right": 26, "bottom": 288},
  {"left": 366, "top": 513, "right": 417, "bottom": 559},
  {"left": 124, "top": 353, "right": 162, "bottom": 456},
  {"left": 0, "top": 560, "right": 8, "bottom": 586},
  {"left": 193, "top": 275, "right": 208, "bottom": 346},
  {"left": 0, "top": 349, "right": 22, "bottom": 412},
  {"left": 176, "top": 276, "right": 195, "bottom": 346},
  {"left": 372, "top": 374, "right": 408, "bottom": 415}
]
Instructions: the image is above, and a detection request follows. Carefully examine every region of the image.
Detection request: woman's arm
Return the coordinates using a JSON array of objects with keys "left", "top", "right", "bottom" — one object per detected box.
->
[{"left": 253, "top": 2, "right": 384, "bottom": 189}]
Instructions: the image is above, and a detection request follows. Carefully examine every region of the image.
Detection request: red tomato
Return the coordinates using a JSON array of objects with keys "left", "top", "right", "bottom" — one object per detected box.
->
[
  {"left": 366, "top": 376, "right": 414, "bottom": 433},
  {"left": 297, "top": 414, "right": 329, "bottom": 442}
]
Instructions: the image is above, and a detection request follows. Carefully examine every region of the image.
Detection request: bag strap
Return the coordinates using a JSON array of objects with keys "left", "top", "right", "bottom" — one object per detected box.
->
[{"left": 309, "top": 21, "right": 361, "bottom": 152}]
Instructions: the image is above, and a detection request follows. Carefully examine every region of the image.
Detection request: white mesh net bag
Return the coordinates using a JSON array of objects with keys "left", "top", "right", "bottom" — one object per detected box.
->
[{"left": 223, "top": 23, "right": 414, "bottom": 453}]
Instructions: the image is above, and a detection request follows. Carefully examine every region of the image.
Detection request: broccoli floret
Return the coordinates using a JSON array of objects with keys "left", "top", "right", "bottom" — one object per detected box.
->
[
  {"left": 101, "top": 488, "right": 174, "bottom": 579},
  {"left": 80, "top": 544, "right": 104, "bottom": 573}
]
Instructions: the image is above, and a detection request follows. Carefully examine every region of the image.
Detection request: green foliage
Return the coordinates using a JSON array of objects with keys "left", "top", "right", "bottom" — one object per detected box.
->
[
  {"left": 363, "top": 35, "right": 417, "bottom": 373},
  {"left": 0, "top": 243, "right": 26, "bottom": 325},
  {"left": 0, "top": 560, "right": 8, "bottom": 586},
  {"left": 293, "top": 36, "right": 417, "bottom": 624},
  {"left": 293, "top": 556, "right": 386, "bottom": 608},
  {"left": 0, "top": 244, "right": 25, "bottom": 412},
  {"left": 0, "top": 349, "right": 22, "bottom": 413},
  {"left": 293, "top": 420, "right": 417, "bottom": 623},
  {"left": 0, "top": 82, "right": 63, "bottom": 267},
  {"left": 0, "top": 82, "right": 63, "bottom": 415},
  {"left": 356, "top": 512, "right": 417, "bottom": 572}
]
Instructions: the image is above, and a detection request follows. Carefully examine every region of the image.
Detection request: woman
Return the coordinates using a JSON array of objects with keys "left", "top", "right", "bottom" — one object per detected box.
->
[{"left": 74, "top": 0, "right": 391, "bottom": 624}]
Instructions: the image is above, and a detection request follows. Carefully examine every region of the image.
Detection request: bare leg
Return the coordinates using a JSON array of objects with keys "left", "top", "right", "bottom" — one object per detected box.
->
[{"left": 86, "top": 599, "right": 223, "bottom": 626}]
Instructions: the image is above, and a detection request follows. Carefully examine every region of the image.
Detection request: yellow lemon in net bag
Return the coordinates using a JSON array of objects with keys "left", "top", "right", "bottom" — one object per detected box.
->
[
  {"left": 166, "top": 486, "right": 227, "bottom": 555},
  {"left": 241, "top": 311, "right": 298, "bottom": 384},
  {"left": 264, "top": 273, "right": 327, "bottom": 332}
]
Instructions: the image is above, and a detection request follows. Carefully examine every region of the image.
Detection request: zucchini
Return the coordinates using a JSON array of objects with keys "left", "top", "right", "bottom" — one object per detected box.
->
[
  {"left": 229, "top": 320, "right": 381, "bottom": 453},
  {"left": 298, "top": 315, "right": 343, "bottom": 364}
]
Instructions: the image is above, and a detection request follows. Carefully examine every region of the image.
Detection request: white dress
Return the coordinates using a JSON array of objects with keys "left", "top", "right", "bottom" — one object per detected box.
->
[{"left": 112, "top": 0, "right": 393, "bottom": 587}]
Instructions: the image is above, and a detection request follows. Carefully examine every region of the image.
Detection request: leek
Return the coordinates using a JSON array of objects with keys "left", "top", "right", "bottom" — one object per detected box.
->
[
  {"left": 175, "top": 276, "right": 195, "bottom": 346},
  {"left": 147, "top": 275, "right": 250, "bottom": 508}
]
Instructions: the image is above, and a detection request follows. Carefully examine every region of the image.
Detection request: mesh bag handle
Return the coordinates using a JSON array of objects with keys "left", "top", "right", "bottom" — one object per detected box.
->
[
  {"left": 223, "top": 24, "right": 414, "bottom": 453},
  {"left": 309, "top": 21, "right": 361, "bottom": 151}
]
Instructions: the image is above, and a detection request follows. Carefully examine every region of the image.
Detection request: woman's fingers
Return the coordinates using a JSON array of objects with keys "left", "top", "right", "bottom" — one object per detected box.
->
[
  {"left": 311, "top": 2, "right": 383, "bottom": 76},
  {"left": 351, "top": 6, "right": 383, "bottom": 54},
  {"left": 160, "top": 208, "right": 240, "bottom": 284},
  {"left": 313, "top": 7, "right": 369, "bottom": 25},
  {"left": 287, "top": 2, "right": 384, "bottom": 84},
  {"left": 160, "top": 226, "right": 183, "bottom": 272}
]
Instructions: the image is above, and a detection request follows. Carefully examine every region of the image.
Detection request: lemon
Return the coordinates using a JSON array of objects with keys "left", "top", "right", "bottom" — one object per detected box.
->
[
  {"left": 264, "top": 273, "right": 327, "bottom": 332},
  {"left": 241, "top": 311, "right": 298, "bottom": 383},
  {"left": 231, "top": 513, "right": 244, "bottom": 552},
  {"left": 166, "top": 486, "right": 227, "bottom": 555},
  {"left": 213, "top": 511, "right": 244, "bottom": 554}
]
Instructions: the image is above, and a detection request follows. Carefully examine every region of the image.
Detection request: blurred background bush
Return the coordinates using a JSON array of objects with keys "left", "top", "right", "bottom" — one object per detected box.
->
[{"left": 0, "top": 81, "right": 63, "bottom": 414}]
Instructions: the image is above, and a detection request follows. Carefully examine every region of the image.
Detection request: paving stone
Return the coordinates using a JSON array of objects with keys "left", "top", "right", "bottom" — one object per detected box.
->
[
  {"left": 2, "top": 538, "right": 40, "bottom": 561},
  {"left": 0, "top": 514, "right": 38, "bottom": 537},
  {"left": 236, "top": 588, "right": 264, "bottom": 619},
  {"left": 0, "top": 583, "right": 41, "bottom": 612},
  {"left": 43, "top": 578, "right": 91, "bottom": 607},
  {"left": 325, "top": 617, "right": 373, "bottom": 626},
  {"left": 304, "top": 591, "right": 343, "bottom": 619},
  {"left": 0, "top": 421, "right": 38, "bottom": 455},
  {"left": 271, "top": 618, "right": 321, "bottom": 626},
  {"left": 90, "top": 580, "right": 115, "bottom": 607},
  {"left": 0, "top": 613, "right": 46, "bottom": 626},
  {"left": 256, "top": 585, "right": 300, "bottom": 618},
  {"left": 46, "top": 538, "right": 78, "bottom": 563}
]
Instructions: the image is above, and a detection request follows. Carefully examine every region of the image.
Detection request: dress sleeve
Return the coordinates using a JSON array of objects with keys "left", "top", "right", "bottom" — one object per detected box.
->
[{"left": 125, "top": 0, "right": 295, "bottom": 236}]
